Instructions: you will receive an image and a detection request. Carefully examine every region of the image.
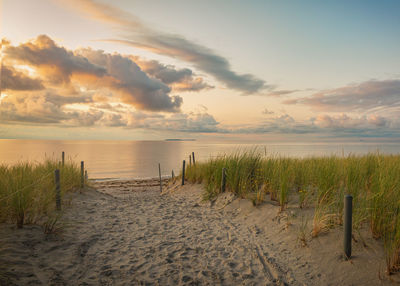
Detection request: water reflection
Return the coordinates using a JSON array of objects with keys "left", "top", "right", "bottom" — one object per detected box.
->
[{"left": 0, "top": 139, "right": 399, "bottom": 179}]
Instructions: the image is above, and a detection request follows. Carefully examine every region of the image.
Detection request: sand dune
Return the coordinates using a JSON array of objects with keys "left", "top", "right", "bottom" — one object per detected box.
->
[{"left": 0, "top": 179, "right": 397, "bottom": 285}]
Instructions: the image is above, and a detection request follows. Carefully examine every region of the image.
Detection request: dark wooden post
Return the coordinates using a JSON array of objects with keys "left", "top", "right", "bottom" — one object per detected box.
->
[
  {"left": 55, "top": 169, "right": 61, "bottom": 211},
  {"left": 182, "top": 160, "right": 186, "bottom": 186},
  {"left": 192, "top": 152, "right": 196, "bottom": 166},
  {"left": 62, "top": 151, "right": 65, "bottom": 166},
  {"left": 81, "top": 161, "right": 84, "bottom": 189},
  {"left": 221, "top": 168, "right": 227, "bottom": 193},
  {"left": 344, "top": 194, "right": 353, "bottom": 259},
  {"left": 172, "top": 170, "right": 175, "bottom": 179},
  {"left": 158, "top": 163, "right": 162, "bottom": 193},
  {"left": 189, "top": 155, "right": 192, "bottom": 167}
]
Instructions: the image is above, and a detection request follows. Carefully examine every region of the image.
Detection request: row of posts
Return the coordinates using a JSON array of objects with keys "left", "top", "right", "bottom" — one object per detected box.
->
[
  {"left": 62, "top": 150, "right": 355, "bottom": 260},
  {"left": 55, "top": 149, "right": 351, "bottom": 260},
  {"left": 164, "top": 152, "right": 354, "bottom": 260},
  {"left": 158, "top": 152, "right": 196, "bottom": 193},
  {"left": 181, "top": 152, "right": 195, "bottom": 186},
  {"left": 63, "top": 151, "right": 356, "bottom": 260},
  {"left": 54, "top": 152, "right": 87, "bottom": 211}
]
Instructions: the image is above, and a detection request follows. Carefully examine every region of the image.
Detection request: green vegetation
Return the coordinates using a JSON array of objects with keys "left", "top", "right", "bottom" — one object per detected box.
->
[
  {"left": 185, "top": 150, "right": 400, "bottom": 274},
  {"left": 0, "top": 159, "right": 82, "bottom": 230}
]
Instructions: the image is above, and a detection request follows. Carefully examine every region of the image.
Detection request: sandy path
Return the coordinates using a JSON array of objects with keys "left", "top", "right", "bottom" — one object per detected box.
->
[{"left": 0, "top": 179, "right": 299, "bottom": 285}]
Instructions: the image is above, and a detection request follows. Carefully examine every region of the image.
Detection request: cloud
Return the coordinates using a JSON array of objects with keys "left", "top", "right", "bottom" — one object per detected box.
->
[
  {"left": 132, "top": 57, "right": 212, "bottom": 92},
  {"left": 227, "top": 112, "right": 400, "bottom": 138},
  {"left": 264, "top": 89, "right": 299, "bottom": 97},
  {"left": 368, "top": 115, "right": 388, "bottom": 127},
  {"left": 311, "top": 113, "right": 392, "bottom": 129},
  {"left": 4, "top": 35, "right": 107, "bottom": 84},
  {"left": 262, "top": 108, "right": 275, "bottom": 115},
  {"left": 77, "top": 48, "right": 182, "bottom": 111},
  {"left": 284, "top": 79, "right": 400, "bottom": 112},
  {"left": 0, "top": 87, "right": 220, "bottom": 133},
  {"left": 124, "top": 110, "right": 221, "bottom": 133},
  {"left": 312, "top": 114, "right": 362, "bottom": 128},
  {"left": 1, "top": 65, "right": 44, "bottom": 91},
  {"left": 100, "top": 113, "right": 125, "bottom": 127},
  {"left": 3, "top": 35, "right": 182, "bottom": 112},
  {"left": 61, "top": 0, "right": 268, "bottom": 94},
  {"left": 0, "top": 91, "right": 98, "bottom": 124},
  {"left": 163, "top": 112, "right": 220, "bottom": 133},
  {"left": 113, "top": 39, "right": 267, "bottom": 94},
  {"left": 2, "top": 86, "right": 399, "bottom": 137},
  {"left": 234, "top": 114, "right": 316, "bottom": 135}
]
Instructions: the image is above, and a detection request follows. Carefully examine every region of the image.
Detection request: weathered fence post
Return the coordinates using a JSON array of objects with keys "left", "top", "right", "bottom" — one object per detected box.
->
[
  {"left": 344, "top": 194, "right": 353, "bottom": 259},
  {"left": 192, "top": 152, "right": 196, "bottom": 166},
  {"left": 62, "top": 151, "right": 65, "bottom": 166},
  {"left": 221, "top": 168, "right": 227, "bottom": 193},
  {"left": 158, "top": 163, "right": 162, "bottom": 193},
  {"left": 189, "top": 155, "right": 192, "bottom": 167},
  {"left": 55, "top": 169, "right": 61, "bottom": 211},
  {"left": 172, "top": 170, "right": 175, "bottom": 179},
  {"left": 81, "top": 161, "right": 84, "bottom": 189},
  {"left": 182, "top": 160, "right": 186, "bottom": 186}
]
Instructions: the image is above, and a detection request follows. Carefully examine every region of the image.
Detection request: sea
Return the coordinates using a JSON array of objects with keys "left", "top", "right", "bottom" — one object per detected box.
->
[{"left": 0, "top": 139, "right": 399, "bottom": 179}]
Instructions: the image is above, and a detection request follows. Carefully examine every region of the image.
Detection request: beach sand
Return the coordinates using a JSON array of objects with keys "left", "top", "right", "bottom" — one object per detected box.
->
[{"left": 0, "top": 179, "right": 398, "bottom": 285}]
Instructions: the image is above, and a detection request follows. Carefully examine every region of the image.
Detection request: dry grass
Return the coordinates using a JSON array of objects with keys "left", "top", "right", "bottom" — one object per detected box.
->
[
  {"left": 185, "top": 150, "right": 400, "bottom": 273},
  {"left": 0, "top": 158, "right": 81, "bottom": 229}
]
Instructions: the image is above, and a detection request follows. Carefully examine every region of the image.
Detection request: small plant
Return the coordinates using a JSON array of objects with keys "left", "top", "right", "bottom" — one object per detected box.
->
[
  {"left": 298, "top": 215, "right": 310, "bottom": 247},
  {"left": 249, "top": 188, "right": 265, "bottom": 206},
  {"left": 311, "top": 189, "right": 338, "bottom": 237},
  {"left": 299, "top": 187, "right": 312, "bottom": 208},
  {"left": 42, "top": 213, "right": 65, "bottom": 235}
]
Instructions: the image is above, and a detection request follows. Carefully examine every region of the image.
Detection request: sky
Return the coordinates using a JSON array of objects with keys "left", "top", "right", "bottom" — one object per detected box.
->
[{"left": 1, "top": 0, "right": 400, "bottom": 141}]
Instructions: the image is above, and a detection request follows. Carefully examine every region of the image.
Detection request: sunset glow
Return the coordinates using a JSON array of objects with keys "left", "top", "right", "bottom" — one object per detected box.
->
[{"left": 1, "top": 0, "right": 400, "bottom": 141}]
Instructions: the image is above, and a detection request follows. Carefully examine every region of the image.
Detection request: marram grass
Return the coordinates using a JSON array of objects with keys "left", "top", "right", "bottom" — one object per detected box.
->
[
  {"left": 0, "top": 159, "right": 81, "bottom": 229},
  {"left": 184, "top": 150, "right": 400, "bottom": 274}
]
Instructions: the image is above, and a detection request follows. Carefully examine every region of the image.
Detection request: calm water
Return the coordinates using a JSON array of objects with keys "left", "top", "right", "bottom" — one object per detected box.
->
[{"left": 0, "top": 139, "right": 399, "bottom": 179}]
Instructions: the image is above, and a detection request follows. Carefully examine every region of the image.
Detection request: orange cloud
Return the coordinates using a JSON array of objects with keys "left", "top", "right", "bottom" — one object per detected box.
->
[
  {"left": 61, "top": 0, "right": 268, "bottom": 94},
  {"left": 1, "top": 65, "right": 44, "bottom": 91},
  {"left": 3, "top": 35, "right": 182, "bottom": 112},
  {"left": 131, "top": 56, "right": 213, "bottom": 92},
  {"left": 4, "top": 35, "right": 106, "bottom": 85}
]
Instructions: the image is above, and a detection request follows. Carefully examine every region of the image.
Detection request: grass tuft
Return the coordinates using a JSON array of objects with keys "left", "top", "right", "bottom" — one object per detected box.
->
[
  {"left": 184, "top": 150, "right": 400, "bottom": 273},
  {"left": 0, "top": 158, "right": 81, "bottom": 228}
]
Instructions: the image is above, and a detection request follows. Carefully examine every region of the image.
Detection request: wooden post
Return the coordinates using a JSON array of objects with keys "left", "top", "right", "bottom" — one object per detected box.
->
[
  {"left": 55, "top": 169, "right": 61, "bottom": 211},
  {"left": 85, "top": 170, "right": 88, "bottom": 181},
  {"left": 221, "top": 168, "right": 227, "bottom": 193},
  {"left": 192, "top": 152, "right": 196, "bottom": 166},
  {"left": 182, "top": 160, "right": 186, "bottom": 186},
  {"left": 189, "top": 155, "right": 192, "bottom": 167},
  {"left": 172, "top": 170, "right": 175, "bottom": 179},
  {"left": 81, "top": 161, "right": 84, "bottom": 189},
  {"left": 158, "top": 163, "right": 162, "bottom": 193},
  {"left": 344, "top": 194, "right": 353, "bottom": 259},
  {"left": 62, "top": 151, "right": 65, "bottom": 166}
]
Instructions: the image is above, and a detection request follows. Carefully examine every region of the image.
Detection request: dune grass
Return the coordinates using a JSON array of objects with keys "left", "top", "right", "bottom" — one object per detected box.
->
[
  {"left": 185, "top": 150, "right": 400, "bottom": 274},
  {"left": 0, "top": 159, "right": 82, "bottom": 229}
]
